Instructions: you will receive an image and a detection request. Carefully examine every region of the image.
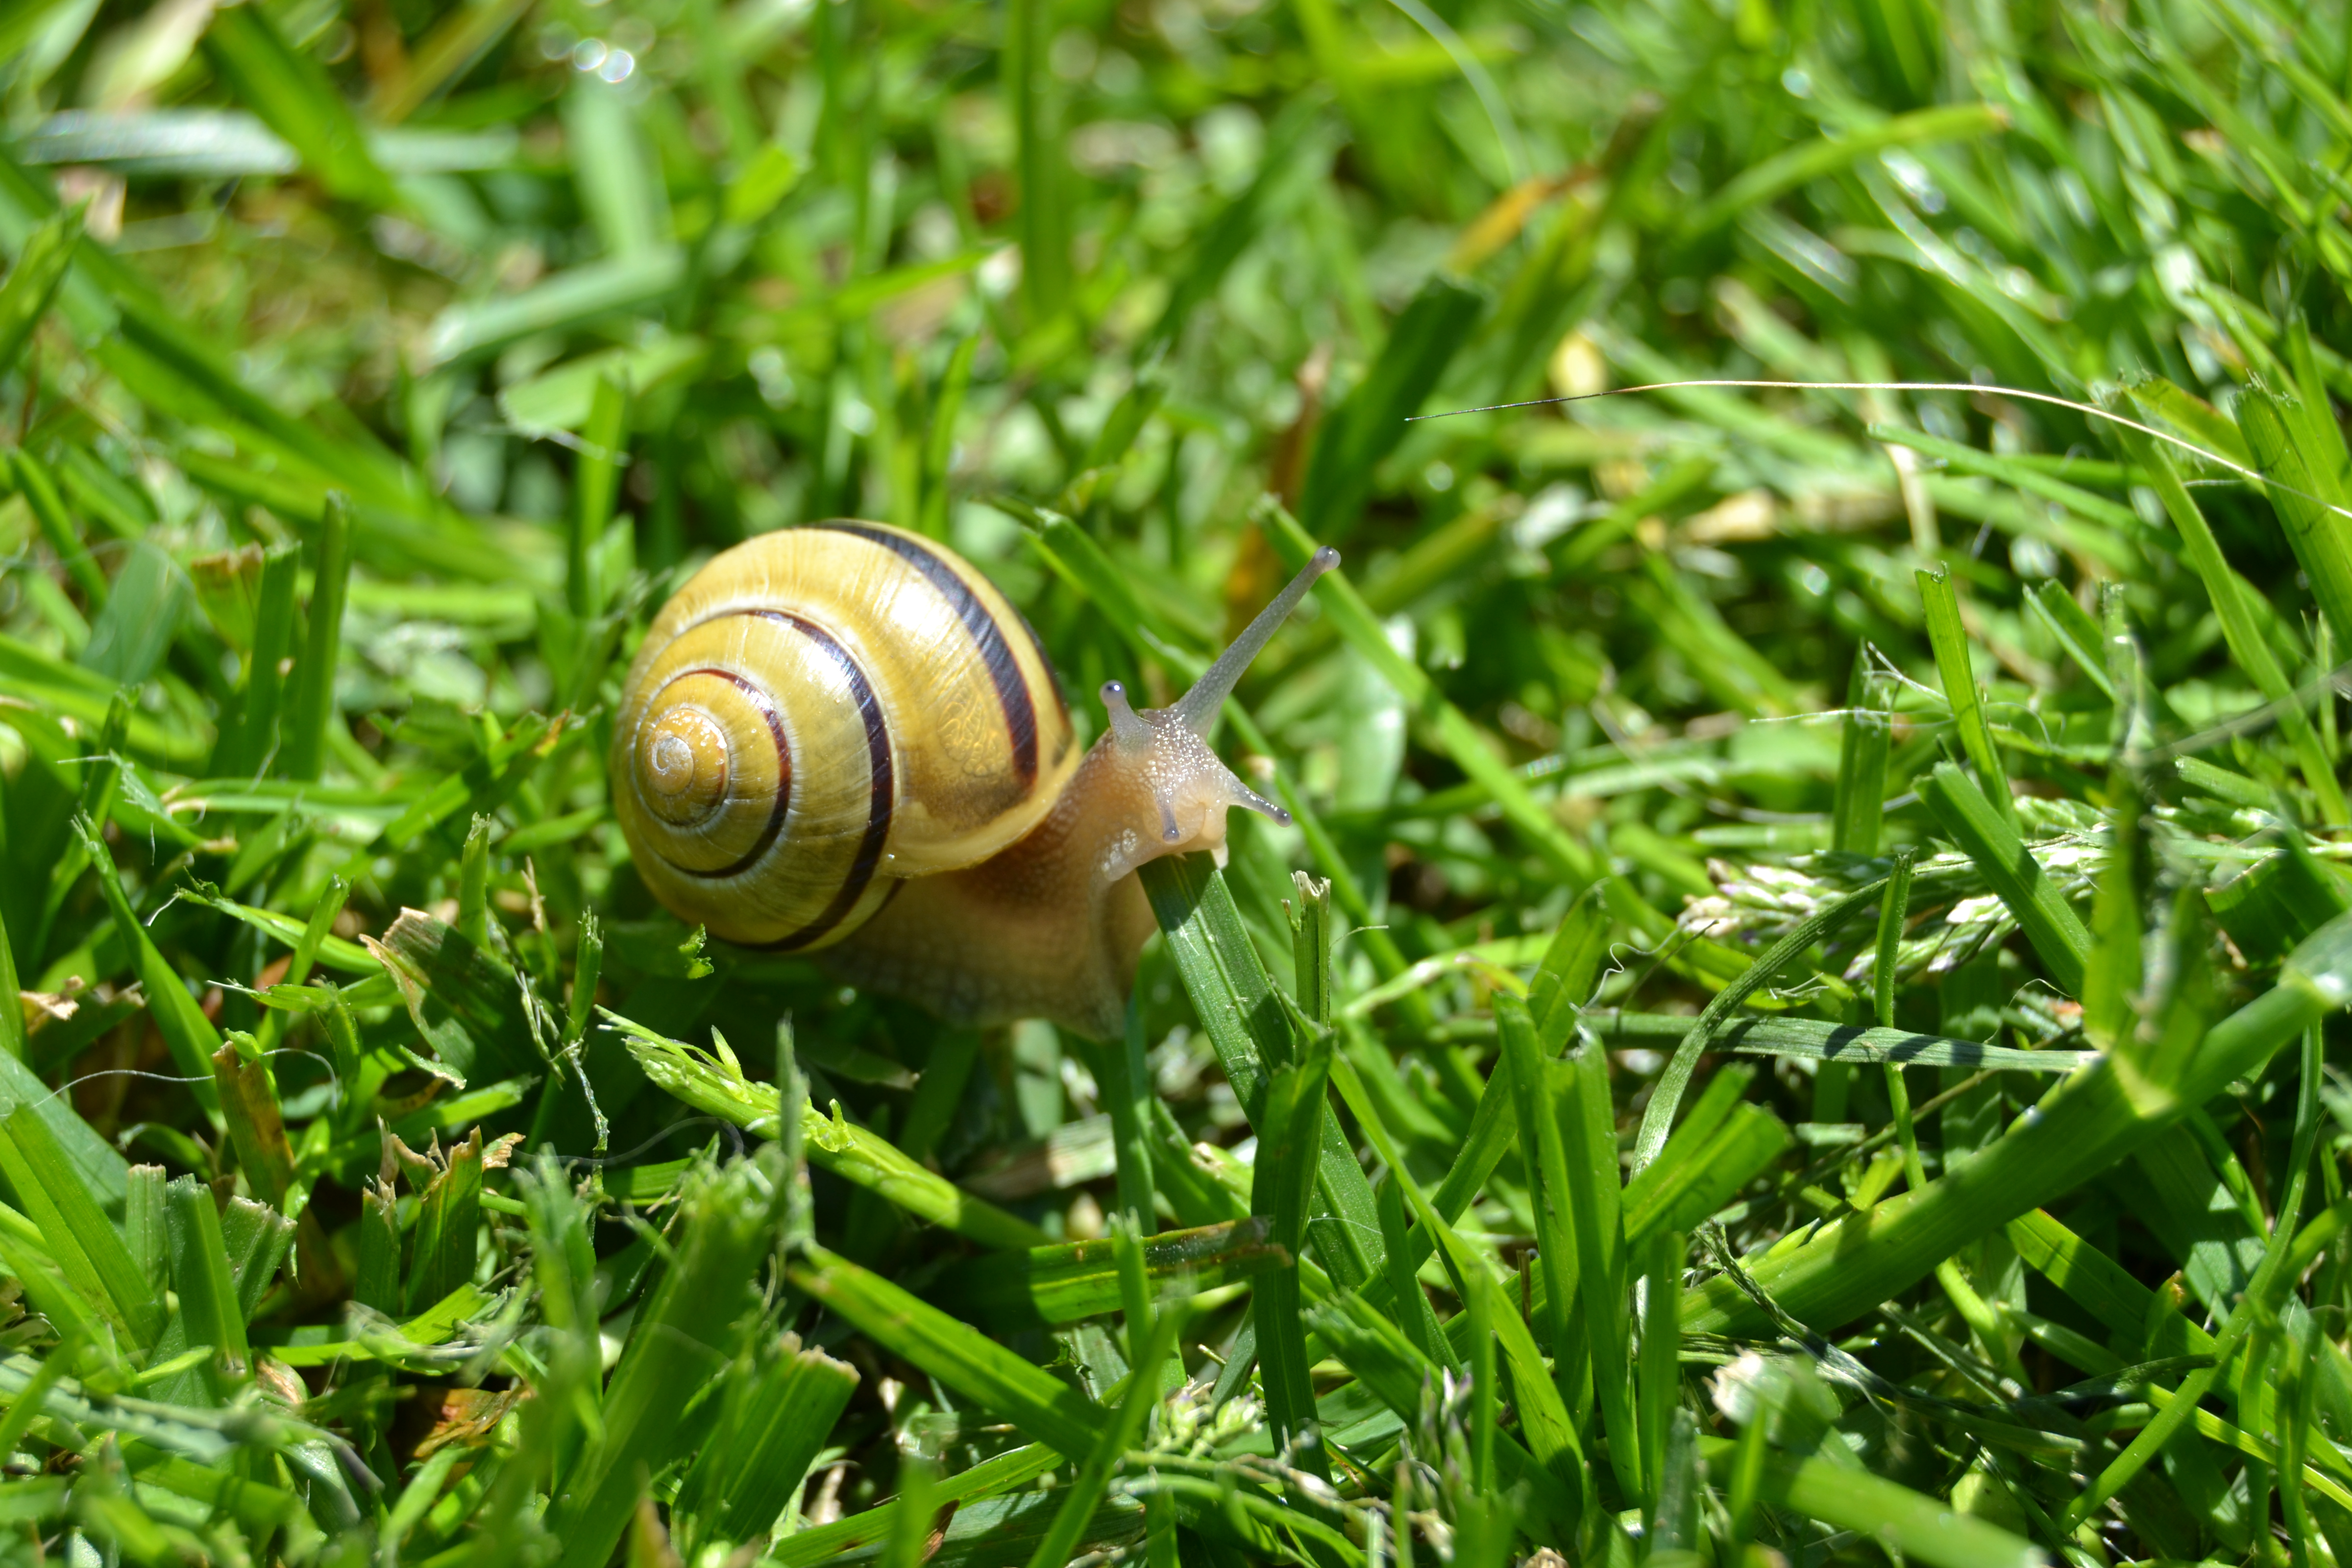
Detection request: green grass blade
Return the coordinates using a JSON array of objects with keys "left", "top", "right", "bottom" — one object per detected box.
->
[
  {"left": 1694, "top": 1435, "right": 2041, "bottom": 1568},
  {"left": 1297, "top": 275, "right": 1485, "bottom": 543},
  {"left": 1251, "top": 1040, "right": 1334, "bottom": 1476},
  {"left": 1685, "top": 912, "right": 2352, "bottom": 1335},
  {"left": 406, "top": 1130, "right": 485, "bottom": 1314},
  {"left": 937, "top": 1219, "right": 1283, "bottom": 1331},
  {"left": 164, "top": 1172, "right": 250, "bottom": 1400},
  {"left": 614, "top": 1009, "right": 1049, "bottom": 1249},
  {"left": 1138, "top": 853, "right": 1382, "bottom": 1289},
  {"left": 76, "top": 817, "right": 223, "bottom": 1118},
  {"left": 2114, "top": 399, "right": 2347, "bottom": 821},
  {"left": 1557, "top": 1040, "right": 1640, "bottom": 1501},
  {"left": 673, "top": 1332, "right": 859, "bottom": 1547},
  {"left": 1590, "top": 1011, "right": 2095, "bottom": 1072},
  {"left": 281, "top": 492, "right": 351, "bottom": 783},
  {"left": 1832, "top": 648, "right": 1890, "bottom": 854},
  {"left": 1304, "top": 1290, "right": 1581, "bottom": 1533},
  {"left": 0, "top": 204, "right": 78, "bottom": 376},
  {"left": 790, "top": 1242, "right": 1106, "bottom": 1459},
  {"left": 1021, "top": 1306, "right": 1183, "bottom": 1568},
  {"left": 1917, "top": 762, "right": 2089, "bottom": 994},
  {"left": 201, "top": 4, "right": 399, "bottom": 209},
  {"left": 2240, "top": 384, "right": 2352, "bottom": 653},
  {"left": 1916, "top": 565, "right": 2016, "bottom": 826},
  {"left": 1257, "top": 499, "right": 1650, "bottom": 917},
  {"left": 0, "top": 1106, "right": 159, "bottom": 1346},
  {"left": 1498, "top": 993, "right": 1578, "bottom": 1354},
  {"left": 569, "top": 375, "right": 627, "bottom": 619},
  {"left": 549, "top": 1158, "right": 777, "bottom": 1568},
  {"left": 1632, "top": 874, "right": 1889, "bottom": 1171},
  {"left": 1677, "top": 103, "right": 2006, "bottom": 238}
]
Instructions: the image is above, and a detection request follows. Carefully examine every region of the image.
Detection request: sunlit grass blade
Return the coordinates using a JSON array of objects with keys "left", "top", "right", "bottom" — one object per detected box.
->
[
  {"left": 2240, "top": 384, "right": 2352, "bottom": 653},
  {"left": 1686, "top": 912, "right": 2352, "bottom": 1335},
  {"left": 614, "top": 1010, "right": 1049, "bottom": 1248},
  {"left": 1917, "top": 762, "right": 2089, "bottom": 994},
  {"left": 1557, "top": 1037, "right": 1640, "bottom": 1501},
  {"left": 789, "top": 1243, "right": 1105, "bottom": 1459},
  {"left": 1632, "top": 873, "right": 1889, "bottom": 1170},
  {"left": 2113, "top": 396, "right": 2347, "bottom": 821},
  {"left": 1138, "top": 853, "right": 1381, "bottom": 1289},
  {"left": 1917, "top": 564, "right": 2016, "bottom": 825},
  {"left": 548, "top": 1156, "right": 778, "bottom": 1568}
]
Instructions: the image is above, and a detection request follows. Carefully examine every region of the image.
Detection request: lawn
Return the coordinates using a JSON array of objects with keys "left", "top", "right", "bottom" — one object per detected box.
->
[{"left": 3, "top": 0, "right": 2351, "bottom": 1561}]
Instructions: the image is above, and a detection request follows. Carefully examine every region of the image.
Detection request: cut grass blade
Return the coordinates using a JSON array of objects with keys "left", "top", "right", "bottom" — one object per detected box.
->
[
  {"left": 1250, "top": 1037, "right": 1334, "bottom": 1476},
  {"left": 937, "top": 1219, "right": 1283, "bottom": 1331},
  {"left": 202, "top": 3, "right": 399, "bottom": 209},
  {"left": 1558, "top": 1038, "right": 1640, "bottom": 1502}
]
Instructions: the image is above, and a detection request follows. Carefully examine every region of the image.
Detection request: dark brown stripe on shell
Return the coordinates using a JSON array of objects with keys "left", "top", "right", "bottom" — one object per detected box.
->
[
  {"left": 743, "top": 609, "right": 895, "bottom": 951},
  {"left": 822, "top": 523, "right": 1042, "bottom": 786},
  {"left": 660, "top": 668, "right": 791, "bottom": 880}
]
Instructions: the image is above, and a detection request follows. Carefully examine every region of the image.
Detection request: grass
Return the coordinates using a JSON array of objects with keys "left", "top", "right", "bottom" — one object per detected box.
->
[{"left": 6, "top": 0, "right": 2352, "bottom": 1561}]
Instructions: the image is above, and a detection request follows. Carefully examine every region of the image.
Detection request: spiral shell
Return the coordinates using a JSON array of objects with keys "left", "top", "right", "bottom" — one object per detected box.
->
[{"left": 612, "top": 522, "right": 1077, "bottom": 949}]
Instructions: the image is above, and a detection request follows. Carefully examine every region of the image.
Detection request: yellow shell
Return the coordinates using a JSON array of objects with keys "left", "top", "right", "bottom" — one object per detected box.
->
[{"left": 611, "top": 522, "right": 1079, "bottom": 949}]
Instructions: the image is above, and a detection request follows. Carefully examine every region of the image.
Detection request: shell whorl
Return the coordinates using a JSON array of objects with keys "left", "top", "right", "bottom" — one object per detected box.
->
[{"left": 612, "top": 522, "right": 1077, "bottom": 950}]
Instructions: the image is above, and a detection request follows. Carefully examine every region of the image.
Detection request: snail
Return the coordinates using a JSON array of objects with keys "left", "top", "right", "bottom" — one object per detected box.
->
[{"left": 612, "top": 521, "right": 1340, "bottom": 1039}]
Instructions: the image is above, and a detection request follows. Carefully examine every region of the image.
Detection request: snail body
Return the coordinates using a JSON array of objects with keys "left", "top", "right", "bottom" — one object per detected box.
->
[{"left": 613, "top": 521, "right": 1337, "bottom": 1039}]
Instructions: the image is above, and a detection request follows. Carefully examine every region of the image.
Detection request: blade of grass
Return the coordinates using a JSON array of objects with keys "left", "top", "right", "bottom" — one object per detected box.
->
[
  {"left": 936, "top": 1219, "right": 1284, "bottom": 1331},
  {"left": 1021, "top": 1305, "right": 1184, "bottom": 1568},
  {"left": 1832, "top": 648, "right": 1891, "bottom": 854},
  {"left": 1138, "top": 853, "right": 1381, "bottom": 1289},
  {"left": 1251, "top": 1037, "right": 1334, "bottom": 1477},
  {"left": 1677, "top": 103, "right": 2007, "bottom": 237},
  {"left": 164, "top": 1172, "right": 250, "bottom": 1402},
  {"left": 2113, "top": 398, "right": 2347, "bottom": 821},
  {"left": 0, "top": 1106, "right": 160, "bottom": 1346},
  {"left": 1632, "top": 873, "right": 1890, "bottom": 1172},
  {"left": 1684, "top": 911, "right": 2352, "bottom": 1335},
  {"left": 789, "top": 1243, "right": 1106, "bottom": 1459},
  {"left": 1558, "top": 1038, "right": 1640, "bottom": 1502},
  {"left": 201, "top": 3, "right": 400, "bottom": 208},
  {"left": 1587, "top": 1010, "right": 2094, "bottom": 1072},
  {"left": 1917, "top": 564, "right": 2016, "bottom": 825},
  {"left": 613, "top": 1009, "right": 1049, "bottom": 1249},
  {"left": 280, "top": 492, "right": 351, "bottom": 784},
  {"left": 1693, "top": 1435, "right": 2041, "bottom": 1568},
  {"left": 1256, "top": 496, "right": 1660, "bottom": 932},
  {"left": 1297, "top": 275, "right": 1485, "bottom": 543},
  {"left": 1916, "top": 762, "right": 2089, "bottom": 994},
  {"left": 2239, "top": 384, "right": 2352, "bottom": 653},
  {"left": 549, "top": 1157, "right": 778, "bottom": 1568},
  {"left": 76, "top": 816, "right": 222, "bottom": 1119},
  {"left": 671, "top": 1332, "right": 860, "bottom": 1546},
  {"left": 0, "top": 204, "right": 78, "bottom": 376}
]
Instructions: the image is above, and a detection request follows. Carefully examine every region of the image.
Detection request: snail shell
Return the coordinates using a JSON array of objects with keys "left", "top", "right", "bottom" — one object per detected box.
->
[{"left": 612, "top": 522, "right": 1079, "bottom": 951}]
